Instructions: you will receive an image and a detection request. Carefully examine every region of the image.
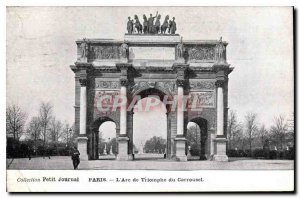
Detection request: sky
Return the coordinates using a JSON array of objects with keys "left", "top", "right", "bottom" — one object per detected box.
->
[{"left": 6, "top": 7, "right": 294, "bottom": 141}]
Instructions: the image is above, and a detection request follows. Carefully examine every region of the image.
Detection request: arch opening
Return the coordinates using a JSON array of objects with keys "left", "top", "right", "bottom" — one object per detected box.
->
[
  {"left": 186, "top": 117, "right": 208, "bottom": 161},
  {"left": 132, "top": 88, "right": 169, "bottom": 160}
]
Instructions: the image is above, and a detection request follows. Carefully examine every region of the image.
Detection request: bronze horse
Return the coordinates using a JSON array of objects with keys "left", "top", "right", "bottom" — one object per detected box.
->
[
  {"left": 134, "top": 15, "right": 143, "bottom": 34},
  {"left": 160, "top": 15, "right": 169, "bottom": 34}
]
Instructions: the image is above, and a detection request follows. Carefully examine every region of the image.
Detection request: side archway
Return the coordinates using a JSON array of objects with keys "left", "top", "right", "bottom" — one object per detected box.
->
[{"left": 89, "top": 116, "right": 119, "bottom": 160}]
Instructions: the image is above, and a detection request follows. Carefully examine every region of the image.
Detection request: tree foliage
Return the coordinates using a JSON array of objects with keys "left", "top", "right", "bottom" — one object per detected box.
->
[{"left": 144, "top": 136, "right": 166, "bottom": 153}]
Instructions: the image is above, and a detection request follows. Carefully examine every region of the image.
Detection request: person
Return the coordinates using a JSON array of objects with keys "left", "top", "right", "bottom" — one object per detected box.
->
[
  {"left": 127, "top": 17, "right": 134, "bottom": 34},
  {"left": 169, "top": 17, "right": 177, "bottom": 34},
  {"left": 71, "top": 146, "right": 80, "bottom": 170},
  {"left": 148, "top": 11, "right": 158, "bottom": 33}
]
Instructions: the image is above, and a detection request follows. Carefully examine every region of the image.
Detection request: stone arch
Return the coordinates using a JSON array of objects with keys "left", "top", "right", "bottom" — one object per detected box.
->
[
  {"left": 187, "top": 117, "right": 209, "bottom": 160},
  {"left": 89, "top": 116, "right": 119, "bottom": 160},
  {"left": 131, "top": 81, "right": 174, "bottom": 98},
  {"left": 129, "top": 87, "right": 173, "bottom": 159}
]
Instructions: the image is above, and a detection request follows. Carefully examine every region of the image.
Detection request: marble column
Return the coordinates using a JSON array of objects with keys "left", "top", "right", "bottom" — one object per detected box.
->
[
  {"left": 213, "top": 80, "right": 228, "bottom": 161},
  {"left": 77, "top": 78, "right": 88, "bottom": 160},
  {"left": 116, "top": 78, "right": 130, "bottom": 161},
  {"left": 174, "top": 79, "right": 187, "bottom": 161}
]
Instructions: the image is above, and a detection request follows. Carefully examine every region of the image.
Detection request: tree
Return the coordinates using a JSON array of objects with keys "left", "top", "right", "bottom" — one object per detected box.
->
[
  {"left": 49, "top": 118, "right": 63, "bottom": 144},
  {"left": 257, "top": 124, "right": 269, "bottom": 148},
  {"left": 39, "top": 102, "right": 53, "bottom": 146},
  {"left": 61, "top": 122, "right": 74, "bottom": 146},
  {"left": 144, "top": 136, "right": 166, "bottom": 153},
  {"left": 186, "top": 124, "right": 200, "bottom": 147},
  {"left": 27, "top": 116, "right": 41, "bottom": 151},
  {"left": 270, "top": 115, "right": 288, "bottom": 150},
  {"left": 6, "top": 104, "right": 27, "bottom": 140},
  {"left": 245, "top": 112, "right": 258, "bottom": 154},
  {"left": 227, "top": 110, "right": 243, "bottom": 150}
]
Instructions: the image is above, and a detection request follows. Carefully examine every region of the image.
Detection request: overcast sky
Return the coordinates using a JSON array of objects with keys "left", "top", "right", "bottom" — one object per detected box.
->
[{"left": 7, "top": 7, "right": 293, "bottom": 142}]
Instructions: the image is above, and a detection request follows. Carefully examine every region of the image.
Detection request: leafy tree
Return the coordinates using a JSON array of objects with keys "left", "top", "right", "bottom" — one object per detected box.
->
[
  {"left": 6, "top": 104, "right": 27, "bottom": 140},
  {"left": 144, "top": 136, "right": 166, "bottom": 153},
  {"left": 186, "top": 124, "right": 201, "bottom": 155}
]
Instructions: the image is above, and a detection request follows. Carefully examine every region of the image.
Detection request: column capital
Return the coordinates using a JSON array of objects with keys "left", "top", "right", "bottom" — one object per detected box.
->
[
  {"left": 119, "top": 77, "right": 128, "bottom": 87},
  {"left": 176, "top": 79, "right": 186, "bottom": 87},
  {"left": 215, "top": 80, "right": 225, "bottom": 88},
  {"left": 79, "top": 78, "right": 87, "bottom": 86}
]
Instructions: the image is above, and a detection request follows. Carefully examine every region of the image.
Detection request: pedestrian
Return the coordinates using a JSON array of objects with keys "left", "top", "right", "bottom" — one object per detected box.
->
[{"left": 71, "top": 146, "right": 80, "bottom": 170}]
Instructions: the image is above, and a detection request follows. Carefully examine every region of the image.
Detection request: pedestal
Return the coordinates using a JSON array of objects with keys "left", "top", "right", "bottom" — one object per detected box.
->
[
  {"left": 176, "top": 58, "right": 185, "bottom": 64},
  {"left": 175, "top": 137, "right": 187, "bottom": 161},
  {"left": 213, "top": 138, "right": 228, "bottom": 162},
  {"left": 116, "top": 136, "right": 131, "bottom": 161},
  {"left": 77, "top": 136, "right": 88, "bottom": 161}
]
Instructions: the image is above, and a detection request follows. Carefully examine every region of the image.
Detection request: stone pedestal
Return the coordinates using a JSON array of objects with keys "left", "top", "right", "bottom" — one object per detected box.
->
[
  {"left": 176, "top": 57, "right": 185, "bottom": 64},
  {"left": 175, "top": 137, "right": 187, "bottom": 161},
  {"left": 77, "top": 136, "right": 88, "bottom": 161},
  {"left": 117, "top": 136, "right": 131, "bottom": 161},
  {"left": 213, "top": 138, "right": 228, "bottom": 162}
]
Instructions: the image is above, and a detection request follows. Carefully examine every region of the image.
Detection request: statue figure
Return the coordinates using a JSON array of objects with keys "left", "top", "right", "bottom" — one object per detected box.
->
[
  {"left": 154, "top": 14, "right": 161, "bottom": 34},
  {"left": 216, "top": 37, "right": 226, "bottom": 63},
  {"left": 148, "top": 11, "right": 158, "bottom": 34},
  {"left": 169, "top": 17, "right": 177, "bottom": 34},
  {"left": 80, "top": 38, "right": 89, "bottom": 58},
  {"left": 134, "top": 15, "right": 143, "bottom": 34},
  {"left": 176, "top": 43, "right": 184, "bottom": 58},
  {"left": 127, "top": 17, "right": 134, "bottom": 34},
  {"left": 161, "top": 15, "right": 169, "bottom": 34},
  {"left": 119, "top": 43, "right": 128, "bottom": 59},
  {"left": 143, "top": 14, "right": 148, "bottom": 34}
]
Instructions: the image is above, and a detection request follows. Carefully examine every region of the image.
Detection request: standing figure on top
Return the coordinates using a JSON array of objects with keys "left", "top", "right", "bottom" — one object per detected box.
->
[
  {"left": 154, "top": 14, "right": 161, "bottom": 34},
  {"left": 216, "top": 37, "right": 226, "bottom": 64},
  {"left": 143, "top": 14, "right": 148, "bottom": 34},
  {"left": 127, "top": 17, "right": 134, "bottom": 34},
  {"left": 148, "top": 11, "right": 158, "bottom": 34},
  {"left": 169, "top": 17, "right": 177, "bottom": 34}
]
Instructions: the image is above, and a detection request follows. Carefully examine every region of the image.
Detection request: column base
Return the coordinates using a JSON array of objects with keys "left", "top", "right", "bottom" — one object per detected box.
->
[
  {"left": 212, "top": 155, "right": 228, "bottom": 162},
  {"left": 116, "top": 136, "right": 131, "bottom": 161},
  {"left": 77, "top": 136, "right": 88, "bottom": 161},
  {"left": 213, "top": 138, "right": 228, "bottom": 162},
  {"left": 175, "top": 137, "right": 187, "bottom": 162}
]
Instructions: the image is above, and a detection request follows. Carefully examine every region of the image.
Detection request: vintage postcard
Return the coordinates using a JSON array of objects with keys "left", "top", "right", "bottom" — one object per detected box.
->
[{"left": 6, "top": 6, "right": 294, "bottom": 192}]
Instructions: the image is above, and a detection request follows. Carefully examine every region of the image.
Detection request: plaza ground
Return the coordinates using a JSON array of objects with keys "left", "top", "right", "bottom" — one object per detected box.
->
[{"left": 7, "top": 155, "right": 294, "bottom": 170}]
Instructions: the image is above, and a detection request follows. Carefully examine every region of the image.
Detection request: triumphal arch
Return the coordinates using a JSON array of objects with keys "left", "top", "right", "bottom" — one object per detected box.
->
[{"left": 70, "top": 15, "right": 233, "bottom": 162}]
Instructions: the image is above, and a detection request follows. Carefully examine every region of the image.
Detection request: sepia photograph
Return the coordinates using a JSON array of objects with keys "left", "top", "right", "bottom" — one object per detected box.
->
[{"left": 5, "top": 6, "right": 294, "bottom": 192}]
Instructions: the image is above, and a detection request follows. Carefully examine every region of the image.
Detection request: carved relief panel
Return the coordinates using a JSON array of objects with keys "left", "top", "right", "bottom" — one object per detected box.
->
[
  {"left": 186, "top": 45, "right": 216, "bottom": 62},
  {"left": 188, "top": 91, "right": 216, "bottom": 109}
]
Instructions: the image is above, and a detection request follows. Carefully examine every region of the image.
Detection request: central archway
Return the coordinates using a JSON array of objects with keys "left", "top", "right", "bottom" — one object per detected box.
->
[{"left": 129, "top": 88, "right": 172, "bottom": 160}]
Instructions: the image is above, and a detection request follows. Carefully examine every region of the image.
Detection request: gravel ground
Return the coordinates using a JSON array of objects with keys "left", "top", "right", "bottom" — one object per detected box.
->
[{"left": 7, "top": 156, "right": 294, "bottom": 170}]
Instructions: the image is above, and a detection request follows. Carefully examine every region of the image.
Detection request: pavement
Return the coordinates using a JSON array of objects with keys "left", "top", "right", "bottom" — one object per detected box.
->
[{"left": 6, "top": 156, "right": 294, "bottom": 170}]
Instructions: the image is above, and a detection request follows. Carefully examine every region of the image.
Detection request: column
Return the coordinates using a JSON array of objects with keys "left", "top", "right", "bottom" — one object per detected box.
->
[
  {"left": 116, "top": 63, "right": 132, "bottom": 161},
  {"left": 213, "top": 80, "right": 228, "bottom": 161},
  {"left": 120, "top": 85, "right": 127, "bottom": 135},
  {"left": 172, "top": 63, "right": 189, "bottom": 162},
  {"left": 217, "top": 84, "right": 224, "bottom": 136},
  {"left": 77, "top": 78, "right": 88, "bottom": 160}
]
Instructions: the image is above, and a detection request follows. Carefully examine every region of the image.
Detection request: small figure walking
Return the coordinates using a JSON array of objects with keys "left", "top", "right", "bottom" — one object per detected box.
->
[{"left": 71, "top": 146, "right": 80, "bottom": 170}]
